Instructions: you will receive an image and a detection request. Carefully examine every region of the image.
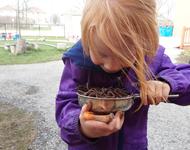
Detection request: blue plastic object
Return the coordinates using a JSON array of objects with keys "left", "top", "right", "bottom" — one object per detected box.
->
[
  {"left": 13, "top": 33, "right": 20, "bottom": 41},
  {"left": 159, "top": 26, "right": 174, "bottom": 37}
]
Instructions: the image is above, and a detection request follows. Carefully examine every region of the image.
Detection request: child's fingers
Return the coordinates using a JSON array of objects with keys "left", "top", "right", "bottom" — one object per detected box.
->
[
  {"left": 142, "top": 95, "right": 148, "bottom": 105},
  {"left": 81, "top": 102, "right": 92, "bottom": 114},
  {"left": 83, "top": 112, "right": 94, "bottom": 120},
  {"left": 83, "top": 112, "right": 114, "bottom": 123},
  {"left": 162, "top": 83, "right": 170, "bottom": 101},
  {"left": 147, "top": 83, "right": 156, "bottom": 105},
  {"left": 94, "top": 113, "right": 114, "bottom": 123},
  {"left": 80, "top": 102, "right": 114, "bottom": 123},
  {"left": 146, "top": 80, "right": 171, "bottom": 105},
  {"left": 80, "top": 104, "right": 88, "bottom": 114},
  {"left": 80, "top": 103, "right": 92, "bottom": 120},
  {"left": 154, "top": 83, "right": 163, "bottom": 104},
  {"left": 108, "top": 111, "right": 124, "bottom": 132},
  {"left": 80, "top": 112, "right": 124, "bottom": 137},
  {"left": 114, "top": 111, "right": 124, "bottom": 129}
]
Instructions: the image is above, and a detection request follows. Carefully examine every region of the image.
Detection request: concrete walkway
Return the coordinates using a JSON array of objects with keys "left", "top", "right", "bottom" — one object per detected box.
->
[{"left": 159, "top": 36, "right": 184, "bottom": 63}]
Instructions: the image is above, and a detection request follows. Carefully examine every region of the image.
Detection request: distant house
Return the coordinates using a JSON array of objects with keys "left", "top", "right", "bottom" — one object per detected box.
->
[
  {"left": 59, "top": 4, "right": 83, "bottom": 39},
  {"left": 27, "top": 7, "right": 48, "bottom": 24},
  {"left": 0, "top": 5, "right": 16, "bottom": 17},
  {"left": 0, "top": 5, "right": 16, "bottom": 24},
  {"left": 60, "top": 13, "right": 81, "bottom": 38},
  {"left": 0, "top": 5, "right": 48, "bottom": 25}
]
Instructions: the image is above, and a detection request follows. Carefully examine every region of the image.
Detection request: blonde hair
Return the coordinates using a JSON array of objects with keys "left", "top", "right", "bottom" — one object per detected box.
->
[{"left": 81, "top": 0, "right": 159, "bottom": 108}]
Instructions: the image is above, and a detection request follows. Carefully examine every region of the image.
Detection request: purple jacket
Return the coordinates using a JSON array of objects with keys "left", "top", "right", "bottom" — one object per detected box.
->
[{"left": 55, "top": 41, "right": 190, "bottom": 150}]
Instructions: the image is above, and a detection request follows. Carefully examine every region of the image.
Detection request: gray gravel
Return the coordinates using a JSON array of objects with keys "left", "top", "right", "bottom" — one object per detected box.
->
[
  {"left": 0, "top": 61, "right": 190, "bottom": 150},
  {"left": 0, "top": 61, "right": 67, "bottom": 150}
]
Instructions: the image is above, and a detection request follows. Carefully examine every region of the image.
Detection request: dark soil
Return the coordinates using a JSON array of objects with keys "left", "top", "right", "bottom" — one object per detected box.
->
[{"left": 0, "top": 102, "right": 37, "bottom": 150}]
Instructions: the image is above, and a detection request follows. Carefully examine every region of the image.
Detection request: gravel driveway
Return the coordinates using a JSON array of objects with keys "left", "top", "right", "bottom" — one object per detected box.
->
[{"left": 0, "top": 60, "right": 190, "bottom": 150}]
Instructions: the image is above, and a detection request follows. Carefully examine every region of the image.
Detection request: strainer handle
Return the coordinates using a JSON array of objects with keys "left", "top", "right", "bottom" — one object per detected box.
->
[{"left": 133, "top": 94, "right": 179, "bottom": 99}]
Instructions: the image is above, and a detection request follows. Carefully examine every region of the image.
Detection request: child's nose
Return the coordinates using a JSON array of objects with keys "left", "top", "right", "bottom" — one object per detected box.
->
[
  {"left": 103, "top": 62, "right": 119, "bottom": 73},
  {"left": 103, "top": 64, "right": 112, "bottom": 72}
]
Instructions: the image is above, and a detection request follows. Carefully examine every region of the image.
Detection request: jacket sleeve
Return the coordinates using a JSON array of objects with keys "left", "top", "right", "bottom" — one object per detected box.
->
[
  {"left": 55, "top": 58, "right": 94, "bottom": 145},
  {"left": 168, "top": 64, "right": 190, "bottom": 105},
  {"left": 156, "top": 53, "right": 190, "bottom": 105}
]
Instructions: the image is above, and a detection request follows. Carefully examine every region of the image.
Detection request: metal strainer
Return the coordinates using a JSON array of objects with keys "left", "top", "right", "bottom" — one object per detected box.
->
[{"left": 77, "top": 93, "right": 179, "bottom": 114}]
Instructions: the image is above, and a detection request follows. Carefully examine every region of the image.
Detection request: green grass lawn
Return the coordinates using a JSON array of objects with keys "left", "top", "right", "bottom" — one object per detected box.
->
[
  {"left": 22, "top": 36, "right": 66, "bottom": 41},
  {"left": 0, "top": 40, "right": 15, "bottom": 45},
  {"left": 0, "top": 37, "right": 75, "bottom": 65},
  {"left": 0, "top": 44, "right": 69, "bottom": 65}
]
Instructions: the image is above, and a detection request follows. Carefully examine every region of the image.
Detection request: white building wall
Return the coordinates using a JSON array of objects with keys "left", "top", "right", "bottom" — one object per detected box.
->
[
  {"left": 173, "top": 0, "right": 190, "bottom": 38},
  {"left": 60, "top": 14, "right": 81, "bottom": 39}
]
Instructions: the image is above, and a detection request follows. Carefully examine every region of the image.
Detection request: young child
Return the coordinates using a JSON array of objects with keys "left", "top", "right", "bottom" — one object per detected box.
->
[{"left": 55, "top": 0, "right": 190, "bottom": 149}]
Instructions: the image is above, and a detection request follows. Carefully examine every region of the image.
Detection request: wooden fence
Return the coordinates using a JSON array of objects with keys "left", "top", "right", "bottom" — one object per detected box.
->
[{"left": 180, "top": 26, "right": 190, "bottom": 49}]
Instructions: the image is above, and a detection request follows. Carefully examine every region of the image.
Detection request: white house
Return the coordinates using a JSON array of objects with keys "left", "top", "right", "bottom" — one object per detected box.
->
[{"left": 173, "top": 0, "right": 190, "bottom": 38}]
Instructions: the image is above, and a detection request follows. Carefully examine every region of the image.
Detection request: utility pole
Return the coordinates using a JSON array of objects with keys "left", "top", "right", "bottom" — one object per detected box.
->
[
  {"left": 23, "top": 0, "right": 29, "bottom": 28},
  {"left": 16, "top": 0, "right": 21, "bottom": 37}
]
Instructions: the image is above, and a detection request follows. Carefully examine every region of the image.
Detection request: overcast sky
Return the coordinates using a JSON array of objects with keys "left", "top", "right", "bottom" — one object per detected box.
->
[
  {"left": 0, "top": 0, "right": 85, "bottom": 14},
  {"left": 0, "top": 0, "right": 175, "bottom": 19}
]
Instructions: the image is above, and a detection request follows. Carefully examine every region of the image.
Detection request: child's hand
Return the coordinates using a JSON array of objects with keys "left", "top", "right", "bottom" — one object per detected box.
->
[
  {"left": 145, "top": 80, "right": 170, "bottom": 105},
  {"left": 83, "top": 111, "right": 114, "bottom": 123},
  {"left": 79, "top": 104, "right": 124, "bottom": 138}
]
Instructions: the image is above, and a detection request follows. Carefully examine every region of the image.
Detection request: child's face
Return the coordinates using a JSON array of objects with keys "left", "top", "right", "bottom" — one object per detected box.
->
[
  {"left": 90, "top": 47, "right": 122, "bottom": 73},
  {"left": 89, "top": 36, "right": 134, "bottom": 73}
]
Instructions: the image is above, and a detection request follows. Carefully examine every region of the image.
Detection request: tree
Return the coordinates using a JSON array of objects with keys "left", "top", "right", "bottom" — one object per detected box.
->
[
  {"left": 156, "top": 0, "right": 174, "bottom": 26},
  {"left": 156, "top": 0, "right": 173, "bottom": 20},
  {"left": 23, "top": 0, "right": 30, "bottom": 26},
  {"left": 16, "top": 0, "right": 21, "bottom": 37},
  {"left": 52, "top": 14, "right": 60, "bottom": 25}
]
